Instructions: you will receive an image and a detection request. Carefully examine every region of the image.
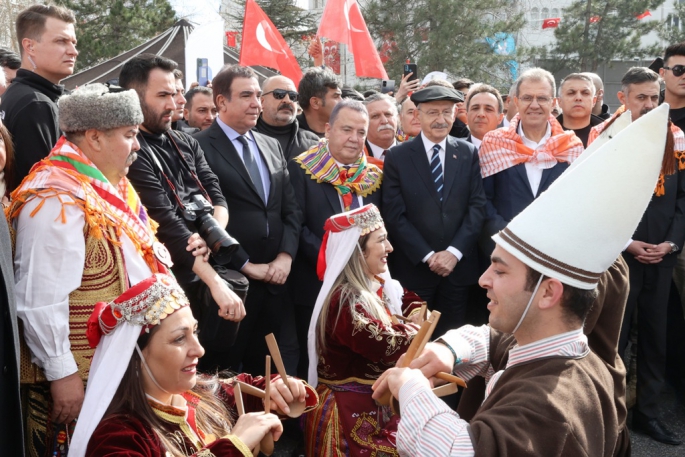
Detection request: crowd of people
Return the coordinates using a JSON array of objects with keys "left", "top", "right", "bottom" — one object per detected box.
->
[{"left": 1, "top": 3, "right": 685, "bottom": 457}]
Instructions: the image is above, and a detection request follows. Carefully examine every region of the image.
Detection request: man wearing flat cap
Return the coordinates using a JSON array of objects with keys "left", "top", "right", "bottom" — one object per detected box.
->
[
  {"left": 9, "top": 84, "right": 171, "bottom": 456},
  {"left": 382, "top": 85, "right": 486, "bottom": 336}
]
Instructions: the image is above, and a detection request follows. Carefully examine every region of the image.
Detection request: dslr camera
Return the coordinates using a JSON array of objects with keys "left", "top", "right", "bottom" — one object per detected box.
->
[{"left": 182, "top": 194, "right": 239, "bottom": 265}]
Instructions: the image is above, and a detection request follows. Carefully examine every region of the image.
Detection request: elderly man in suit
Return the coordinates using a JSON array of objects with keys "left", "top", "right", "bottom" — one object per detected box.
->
[
  {"left": 383, "top": 86, "right": 486, "bottom": 336},
  {"left": 288, "top": 99, "right": 382, "bottom": 377},
  {"left": 195, "top": 65, "right": 301, "bottom": 375}
]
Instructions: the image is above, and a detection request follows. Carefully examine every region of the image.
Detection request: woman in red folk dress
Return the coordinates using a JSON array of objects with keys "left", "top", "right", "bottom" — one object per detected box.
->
[
  {"left": 304, "top": 204, "right": 424, "bottom": 456},
  {"left": 68, "top": 273, "right": 318, "bottom": 457}
]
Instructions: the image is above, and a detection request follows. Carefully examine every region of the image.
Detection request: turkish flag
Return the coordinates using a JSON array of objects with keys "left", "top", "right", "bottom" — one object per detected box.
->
[
  {"left": 589, "top": 16, "right": 601, "bottom": 23},
  {"left": 240, "top": 0, "right": 302, "bottom": 85},
  {"left": 542, "top": 18, "right": 561, "bottom": 29},
  {"left": 636, "top": 10, "right": 651, "bottom": 20},
  {"left": 226, "top": 31, "right": 238, "bottom": 47},
  {"left": 317, "top": 0, "right": 388, "bottom": 79}
]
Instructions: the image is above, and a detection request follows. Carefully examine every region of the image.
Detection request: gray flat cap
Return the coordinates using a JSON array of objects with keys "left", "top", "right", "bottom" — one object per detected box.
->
[
  {"left": 410, "top": 86, "right": 463, "bottom": 104},
  {"left": 59, "top": 83, "right": 143, "bottom": 133}
]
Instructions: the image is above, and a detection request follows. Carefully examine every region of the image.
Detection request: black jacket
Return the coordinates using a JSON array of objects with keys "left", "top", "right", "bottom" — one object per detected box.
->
[
  {"left": 556, "top": 113, "right": 604, "bottom": 148},
  {"left": 127, "top": 130, "right": 227, "bottom": 285},
  {"left": 383, "top": 135, "right": 486, "bottom": 287},
  {"left": 254, "top": 115, "right": 319, "bottom": 162},
  {"left": 0, "top": 69, "right": 64, "bottom": 188},
  {"left": 194, "top": 122, "right": 301, "bottom": 277},
  {"left": 296, "top": 113, "right": 324, "bottom": 138}
]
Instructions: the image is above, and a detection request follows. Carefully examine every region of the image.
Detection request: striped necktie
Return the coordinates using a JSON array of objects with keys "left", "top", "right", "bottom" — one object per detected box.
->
[{"left": 431, "top": 144, "right": 443, "bottom": 201}]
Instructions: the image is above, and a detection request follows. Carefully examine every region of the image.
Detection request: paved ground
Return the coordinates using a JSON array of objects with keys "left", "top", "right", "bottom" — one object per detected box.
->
[{"left": 630, "top": 382, "right": 685, "bottom": 457}]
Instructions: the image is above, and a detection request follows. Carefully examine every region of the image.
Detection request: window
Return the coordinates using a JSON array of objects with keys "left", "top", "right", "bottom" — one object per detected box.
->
[{"left": 530, "top": 7, "right": 540, "bottom": 27}]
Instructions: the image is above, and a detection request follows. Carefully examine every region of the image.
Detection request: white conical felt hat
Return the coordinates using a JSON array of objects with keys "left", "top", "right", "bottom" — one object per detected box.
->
[{"left": 492, "top": 104, "right": 669, "bottom": 290}]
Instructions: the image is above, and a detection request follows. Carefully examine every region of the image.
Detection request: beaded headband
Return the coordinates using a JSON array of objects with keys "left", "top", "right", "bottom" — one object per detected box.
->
[
  {"left": 86, "top": 274, "right": 190, "bottom": 348},
  {"left": 317, "top": 204, "right": 385, "bottom": 280}
]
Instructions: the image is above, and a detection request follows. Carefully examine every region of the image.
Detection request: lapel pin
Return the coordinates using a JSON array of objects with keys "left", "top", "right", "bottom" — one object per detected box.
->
[{"left": 453, "top": 154, "right": 457, "bottom": 159}]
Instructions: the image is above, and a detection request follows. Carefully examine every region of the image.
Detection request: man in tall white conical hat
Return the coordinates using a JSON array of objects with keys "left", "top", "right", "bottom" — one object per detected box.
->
[
  {"left": 371, "top": 104, "right": 671, "bottom": 456},
  {"left": 589, "top": 67, "right": 685, "bottom": 446}
]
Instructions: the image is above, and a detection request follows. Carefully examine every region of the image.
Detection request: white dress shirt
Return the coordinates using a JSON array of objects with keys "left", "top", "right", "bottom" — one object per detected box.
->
[
  {"left": 14, "top": 197, "right": 153, "bottom": 381},
  {"left": 419, "top": 133, "right": 463, "bottom": 263},
  {"left": 518, "top": 121, "right": 552, "bottom": 196},
  {"left": 368, "top": 140, "right": 396, "bottom": 160},
  {"left": 217, "top": 117, "right": 271, "bottom": 202}
]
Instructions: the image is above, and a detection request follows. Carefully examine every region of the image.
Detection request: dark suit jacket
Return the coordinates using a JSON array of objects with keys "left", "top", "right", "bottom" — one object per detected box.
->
[
  {"left": 382, "top": 135, "right": 486, "bottom": 288},
  {"left": 287, "top": 159, "right": 382, "bottom": 308},
  {"left": 0, "top": 215, "right": 23, "bottom": 455},
  {"left": 483, "top": 161, "right": 569, "bottom": 240},
  {"left": 626, "top": 169, "right": 685, "bottom": 268},
  {"left": 194, "top": 122, "right": 301, "bottom": 282}
]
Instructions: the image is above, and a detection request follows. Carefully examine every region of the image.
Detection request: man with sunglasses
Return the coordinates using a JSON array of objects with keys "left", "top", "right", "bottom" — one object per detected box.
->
[
  {"left": 662, "top": 43, "right": 685, "bottom": 134},
  {"left": 255, "top": 75, "right": 318, "bottom": 162}
]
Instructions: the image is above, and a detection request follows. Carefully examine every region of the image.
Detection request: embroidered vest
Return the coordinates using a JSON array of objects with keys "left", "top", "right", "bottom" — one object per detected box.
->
[{"left": 8, "top": 199, "right": 128, "bottom": 383}]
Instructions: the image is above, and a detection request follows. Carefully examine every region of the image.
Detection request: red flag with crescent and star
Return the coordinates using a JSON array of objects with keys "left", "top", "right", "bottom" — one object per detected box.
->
[
  {"left": 542, "top": 17, "right": 561, "bottom": 29},
  {"left": 317, "top": 0, "right": 388, "bottom": 79},
  {"left": 240, "top": 0, "right": 302, "bottom": 85}
]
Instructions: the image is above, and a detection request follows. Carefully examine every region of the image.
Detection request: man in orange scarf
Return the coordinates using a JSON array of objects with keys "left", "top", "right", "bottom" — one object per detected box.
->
[{"left": 479, "top": 68, "right": 584, "bottom": 251}]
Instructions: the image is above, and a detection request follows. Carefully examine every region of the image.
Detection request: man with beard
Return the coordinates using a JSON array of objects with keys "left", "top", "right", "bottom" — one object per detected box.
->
[
  {"left": 363, "top": 93, "right": 398, "bottom": 169},
  {"left": 589, "top": 67, "right": 685, "bottom": 446},
  {"left": 556, "top": 73, "right": 603, "bottom": 147},
  {"left": 254, "top": 75, "right": 318, "bottom": 162},
  {"left": 383, "top": 86, "right": 486, "bottom": 336},
  {"left": 184, "top": 86, "right": 217, "bottom": 131},
  {"left": 120, "top": 54, "right": 245, "bottom": 370}
]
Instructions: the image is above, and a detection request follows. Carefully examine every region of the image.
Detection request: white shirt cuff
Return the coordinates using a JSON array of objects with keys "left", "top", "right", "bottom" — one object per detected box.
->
[
  {"left": 42, "top": 352, "right": 79, "bottom": 381},
  {"left": 623, "top": 239, "right": 633, "bottom": 251},
  {"left": 422, "top": 251, "right": 435, "bottom": 263},
  {"left": 446, "top": 246, "right": 463, "bottom": 261}
]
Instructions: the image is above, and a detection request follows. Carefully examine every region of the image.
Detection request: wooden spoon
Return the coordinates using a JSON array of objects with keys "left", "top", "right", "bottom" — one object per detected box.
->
[
  {"left": 259, "top": 356, "right": 275, "bottom": 456},
  {"left": 265, "top": 333, "right": 306, "bottom": 417}
]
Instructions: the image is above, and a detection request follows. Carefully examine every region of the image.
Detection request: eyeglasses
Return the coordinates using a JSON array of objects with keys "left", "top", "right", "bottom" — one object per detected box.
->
[
  {"left": 663, "top": 65, "right": 685, "bottom": 77},
  {"left": 263, "top": 89, "right": 299, "bottom": 102},
  {"left": 518, "top": 95, "right": 553, "bottom": 105},
  {"left": 417, "top": 108, "right": 455, "bottom": 119}
]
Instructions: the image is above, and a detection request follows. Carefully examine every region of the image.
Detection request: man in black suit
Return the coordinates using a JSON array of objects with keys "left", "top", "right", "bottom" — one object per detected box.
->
[
  {"left": 288, "top": 99, "right": 382, "bottom": 377},
  {"left": 383, "top": 86, "right": 486, "bottom": 336},
  {"left": 195, "top": 65, "right": 301, "bottom": 376}
]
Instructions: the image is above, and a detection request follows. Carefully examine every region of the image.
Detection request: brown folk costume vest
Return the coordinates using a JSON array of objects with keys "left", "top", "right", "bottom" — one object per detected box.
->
[{"left": 8, "top": 197, "right": 128, "bottom": 384}]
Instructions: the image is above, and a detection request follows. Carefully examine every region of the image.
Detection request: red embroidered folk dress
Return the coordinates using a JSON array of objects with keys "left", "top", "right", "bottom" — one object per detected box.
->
[
  {"left": 86, "top": 374, "right": 318, "bottom": 456},
  {"left": 304, "top": 288, "right": 422, "bottom": 456}
]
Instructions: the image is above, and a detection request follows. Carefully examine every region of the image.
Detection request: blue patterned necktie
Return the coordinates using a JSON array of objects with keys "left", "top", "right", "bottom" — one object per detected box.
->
[
  {"left": 431, "top": 144, "right": 444, "bottom": 201},
  {"left": 237, "top": 135, "right": 266, "bottom": 203}
]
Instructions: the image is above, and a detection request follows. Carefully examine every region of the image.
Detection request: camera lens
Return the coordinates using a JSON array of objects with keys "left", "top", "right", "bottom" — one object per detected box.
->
[{"left": 196, "top": 214, "right": 239, "bottom": 265}]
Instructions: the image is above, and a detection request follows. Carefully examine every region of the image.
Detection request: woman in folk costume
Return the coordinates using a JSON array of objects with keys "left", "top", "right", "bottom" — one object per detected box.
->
[
  {"left": 68, "top": 273, "right": 318, "bottom": 457},
  {"left": 304, "top": 204, "right": 424, "bottom": 456}
]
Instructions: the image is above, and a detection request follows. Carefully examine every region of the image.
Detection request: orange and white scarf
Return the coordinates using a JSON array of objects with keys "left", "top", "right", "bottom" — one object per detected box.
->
[{"left": 479, "top": 114, "right": 584, "bottom": 178}]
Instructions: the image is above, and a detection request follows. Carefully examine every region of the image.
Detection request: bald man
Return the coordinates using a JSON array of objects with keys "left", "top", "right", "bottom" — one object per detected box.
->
[{"left": 255, "top": 75, "right": 319, "bottom": 161}]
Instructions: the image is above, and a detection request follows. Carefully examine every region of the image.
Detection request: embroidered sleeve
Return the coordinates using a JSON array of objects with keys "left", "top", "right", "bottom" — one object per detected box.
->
[
  {"left": 329, "top": 293, "right": 419, "bottom": 365},
  {"left": 402, "top": 289, "right": 425, "bottom": 319}
]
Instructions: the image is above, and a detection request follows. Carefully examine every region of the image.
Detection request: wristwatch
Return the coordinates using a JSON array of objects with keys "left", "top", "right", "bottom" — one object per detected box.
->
[{"left": 667, "top": 241, "right": 679, "bottom": 254}]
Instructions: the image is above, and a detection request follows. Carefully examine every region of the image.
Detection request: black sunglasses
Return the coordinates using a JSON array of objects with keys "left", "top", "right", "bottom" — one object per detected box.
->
[
  {"left": 664, "top": 65, "right": 685, "bottom": 77},
  {"left": 263, "top": 89, "right": 299, "bottom": 102}
]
